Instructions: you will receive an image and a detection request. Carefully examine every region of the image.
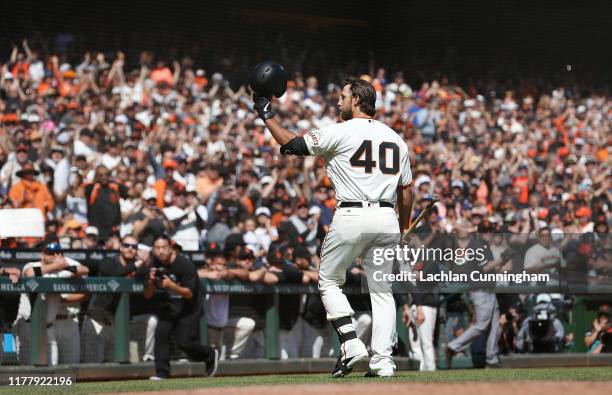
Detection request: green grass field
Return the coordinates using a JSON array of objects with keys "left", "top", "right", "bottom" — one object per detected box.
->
[{"left": 2, "top": 367, "right": 611, "bottom": 395}]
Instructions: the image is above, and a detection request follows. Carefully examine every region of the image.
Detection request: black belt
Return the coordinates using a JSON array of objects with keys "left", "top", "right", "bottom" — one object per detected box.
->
[{"left": 339, "top": 201, "right": 394, "bottom": 208}]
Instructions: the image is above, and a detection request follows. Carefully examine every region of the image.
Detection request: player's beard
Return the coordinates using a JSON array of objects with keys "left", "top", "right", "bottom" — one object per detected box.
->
[{"left": 340, "top": 106, "right": 353, "bottom": 121}]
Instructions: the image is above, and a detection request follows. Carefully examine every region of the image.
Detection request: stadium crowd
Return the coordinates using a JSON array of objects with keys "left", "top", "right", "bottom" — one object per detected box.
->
[{"left": 0, "top": 41, "right": 611, "bottom": 367}]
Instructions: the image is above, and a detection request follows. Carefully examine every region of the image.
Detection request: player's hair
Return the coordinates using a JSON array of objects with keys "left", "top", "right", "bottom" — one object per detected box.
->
[
  {"left": 344, "top": 77, "right": 376, "bottom": 116},
  {"left": 153, "top": 234, "right": 173, "bottom": 245}
]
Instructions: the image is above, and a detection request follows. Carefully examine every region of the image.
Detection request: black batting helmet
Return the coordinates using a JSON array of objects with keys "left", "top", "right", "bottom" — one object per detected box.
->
[{"left": 249, "top": 61, "right": 287, "bottom": 99}]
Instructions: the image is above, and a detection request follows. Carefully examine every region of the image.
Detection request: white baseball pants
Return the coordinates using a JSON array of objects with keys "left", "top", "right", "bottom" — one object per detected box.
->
[{"left": 318, "top": 206, "right": 400, "bottom": 373}]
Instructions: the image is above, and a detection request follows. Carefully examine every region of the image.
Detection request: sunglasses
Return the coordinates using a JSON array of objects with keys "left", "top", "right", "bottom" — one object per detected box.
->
[{"left": 122, "top": 243, "right": 138, "bottom": 249}]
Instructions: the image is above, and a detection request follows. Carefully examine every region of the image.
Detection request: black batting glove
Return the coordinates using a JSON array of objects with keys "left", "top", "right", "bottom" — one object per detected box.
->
[{"left": 254, "top": 95, "right": 276, "bottom": 121}]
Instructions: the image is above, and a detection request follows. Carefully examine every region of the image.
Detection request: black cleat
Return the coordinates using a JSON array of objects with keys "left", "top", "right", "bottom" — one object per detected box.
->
[
  {"left": 205, "top": 348, "right": 219, "bottom": 377},
  {"left": 331, "top": 353, "right": 368, "bottom": 378}
]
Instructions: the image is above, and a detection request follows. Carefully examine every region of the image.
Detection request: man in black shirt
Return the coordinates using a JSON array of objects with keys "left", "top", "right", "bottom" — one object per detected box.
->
[
  {"left": 144, "top": 235, "right": 218, "bottom": 380},
  {"left": 84, "top": 165, "right": 128, "bottom": 240},
  {"left": 82, "top": 235, "right": 157, "bottom": 362}
]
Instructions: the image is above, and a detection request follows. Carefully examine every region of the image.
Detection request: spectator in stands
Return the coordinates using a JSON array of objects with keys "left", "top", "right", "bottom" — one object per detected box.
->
[
  {"left": 163, "top": 187, "right": 205, "bottom": 251},
  {"left": 83, "top": 226, "right": 101, "bottom": 249},
  {"left": 286, "top": 201, "right": 319, "bottom": 254},
  {"left": 207, "top": 205, "right": 231, "bottom": 245},
  {"left": 251, "top": 207, "right": 278, "bottom": 256},
  {"left": 8, "top": 163, "right": 54, "bottom": 220},
  {"left": 0, "top": 39, "right": 611, "bottom": 368},
  {"left": 133, "top": 189, "right": 175, "bottom": 247},
  {"left": 0, "top": 143, "right": 30, "bottom": 193},
  {"left": 84, "top": 165, "right": 127, "bottom": 240}
]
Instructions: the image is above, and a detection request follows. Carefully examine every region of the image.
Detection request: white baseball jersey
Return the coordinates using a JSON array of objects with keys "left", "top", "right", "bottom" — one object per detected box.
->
[
  {"left": 303, "top": 118, "right": 412, "bottom": 204},
  {"left": 16, "top": 258, "right": 84, "bottom": 323}
]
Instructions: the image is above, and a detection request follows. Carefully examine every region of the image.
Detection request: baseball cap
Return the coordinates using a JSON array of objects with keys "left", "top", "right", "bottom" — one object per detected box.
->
[
  {"left": 551, "top": 228, "right": 564, "bottom": 242},
  {"left": 42, "top": 242, "right": 62, "bottom": 254},
  {"left": 115, "top": 114, "right": 129, "bottom": 124},
  {"left": 85, "top": 226, "right": 99, "bottom": 237},
  {"left": 415, "top": 175, "right": 432, "bottom": 189},
  {"left": 142, "top": 188, "right": 157, "bottom": 201},
  {"left": 576, "top": 206, "right": 592, "bottom": 218},
  {"left": 16, "top": 163, "right": 40, "bottom": 178},
  {"left": 260, "top": 175, "right": 274, "bottom": 185},
  {"left": 255, "top": 207, "right": 271, "bottom": 217},
  {"left": 308, "top": 206, "right": 322, "bottom": 216},
  {"left": 451, "top": 180, "right": 464, "bottom": 189},
  {"left": 186, "top": 184, "right": 197, "bottom": 194},
  {"left": 50, "top": 145, "right": 65, "bottom": 154}
]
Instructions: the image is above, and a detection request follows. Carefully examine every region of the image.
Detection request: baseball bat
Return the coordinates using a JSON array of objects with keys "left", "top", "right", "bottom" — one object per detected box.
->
[{"left": 402, "top": 194, "right": 440, "bottom": 238}]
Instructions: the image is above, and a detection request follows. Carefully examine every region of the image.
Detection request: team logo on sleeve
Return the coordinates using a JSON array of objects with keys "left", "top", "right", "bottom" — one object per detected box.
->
[{"left": 307, "top": 131, "right": 320, "bottom": 146}]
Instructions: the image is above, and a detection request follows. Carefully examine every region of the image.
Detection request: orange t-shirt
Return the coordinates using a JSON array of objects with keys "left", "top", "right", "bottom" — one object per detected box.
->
[
  {"left": 9, "top": 180, "right": 55, "bottom": 218},
  {"left": 513, "top": 176, "right": 529, "bottom": 205},
  {"left": 195, "top": 176, "right": 223, "bottom": 203}
]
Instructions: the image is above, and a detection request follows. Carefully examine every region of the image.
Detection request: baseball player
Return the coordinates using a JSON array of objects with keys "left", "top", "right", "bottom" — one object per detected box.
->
[
  {"left": 253, "top": 77, "right": 413, "bottom": 377},
  {"left": 15, "top": 242, "right": 89, "bottom": 365}
]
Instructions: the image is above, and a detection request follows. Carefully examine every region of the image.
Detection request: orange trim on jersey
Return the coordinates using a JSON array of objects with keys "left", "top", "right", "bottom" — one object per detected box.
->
[{"left": 88, "top": 182, "right": 120, "bottom": 206}]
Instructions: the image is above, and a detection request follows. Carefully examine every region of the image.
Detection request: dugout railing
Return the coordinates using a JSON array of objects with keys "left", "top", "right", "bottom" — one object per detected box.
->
[
  {"left": 0, "top": 276, "right": 607, "bottom": 366},
  {"left": 0, "top": 277, "right": 364, "bottom": 365}
]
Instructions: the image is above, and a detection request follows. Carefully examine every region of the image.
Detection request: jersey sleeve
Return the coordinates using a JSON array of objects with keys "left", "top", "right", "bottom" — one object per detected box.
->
[
  {"left": 303, "top": 124, "right": 341, "bottom": 156},
  {"left": 398, "top": 146, "right": 413, "bottom": 186}
]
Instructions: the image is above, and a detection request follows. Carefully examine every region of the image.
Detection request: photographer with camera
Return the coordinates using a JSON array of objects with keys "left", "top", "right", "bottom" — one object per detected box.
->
[
  {"left": 143, "top": 235, "right": 218, "bottom": 380},
  {"left": 585, "top": 305, "right": 612, "bottom": 353},
  {"left": 516, "top": 294, "right": 565, "bottom": 353}
]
